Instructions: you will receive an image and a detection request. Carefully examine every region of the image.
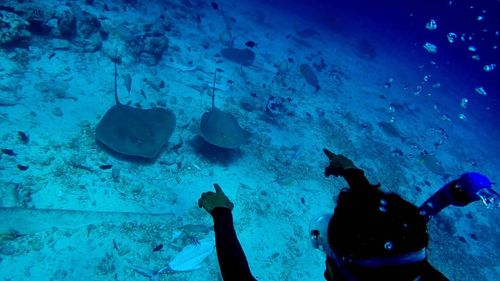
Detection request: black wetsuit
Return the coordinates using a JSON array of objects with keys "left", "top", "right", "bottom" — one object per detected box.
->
[
  {"left": 212, "top": 207, "right": 257, "bottom": 281},
  {"left": 211, "top": 169, "right": 448, "bottom": 281},
  {"left": 327, "top": 168, "right": 449, "bottom": 281}
]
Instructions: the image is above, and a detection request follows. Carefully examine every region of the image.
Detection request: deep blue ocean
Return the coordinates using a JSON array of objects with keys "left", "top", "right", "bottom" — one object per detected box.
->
[{"left": 275, "top": 0, "right": 500, "bottom": 115}]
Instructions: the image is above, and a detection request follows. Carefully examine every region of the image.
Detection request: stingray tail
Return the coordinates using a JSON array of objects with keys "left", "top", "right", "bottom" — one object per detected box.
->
[
  {"left": 114, "top": 52, "right": 121, "bottom": 105},
  {"left": 211, "top": 71, "right": 217, "bottom": 110}
]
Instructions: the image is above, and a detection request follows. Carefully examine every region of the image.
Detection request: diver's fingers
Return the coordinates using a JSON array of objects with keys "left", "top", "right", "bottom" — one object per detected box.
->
[
  {"left": 214, "top": 183, "right": 224, "bottom": 194},
  {"left": 200, "top": 191, "right": 213, "bottom": 199},
  {"left": 323, "top": 148, "right": 336, "bottom": 159},
  {"left": 199, "top": 191, "right": 216, "bottom": 206}
]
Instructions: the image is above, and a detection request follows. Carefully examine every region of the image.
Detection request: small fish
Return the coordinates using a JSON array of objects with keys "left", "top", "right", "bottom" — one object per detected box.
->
[
  {"left": 18, "top": 131, "right": 29, "bottom": 143},
  {"left": 124, "top": 74, "right": 132, "bottom": 94},
  {"left": 49, "top": 53, "right": 56, "bottom": 60},
  {"left": 211, "top": 1, "right": 218, "bottom": 10},
  {"left": 245, "top": 41, "right": 257, "bottom": 48},
  {"left": 17, "top": 164, "right": 29, "bottom": 171},
  {"left": 99, "top": 164, "right": 112, "bottom": 170},
  {"left": 112, "top": 239, "right": 119, "bottom": 251},
  {"left": 152, "top": 244, "right": 163, "bottom": 252},
  {"left": 140, "top": 89, "right": 147, "bottom": 99},
  {"left": 1, "top": 149, "right": 16, "bottom": 156}
]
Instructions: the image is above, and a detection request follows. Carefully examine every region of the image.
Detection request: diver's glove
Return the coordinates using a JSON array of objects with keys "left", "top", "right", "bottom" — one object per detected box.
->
[
  {"left": 419, "top": 172, "right": 498, "bottom": 222},
  {"left": 323, "top": 148, "right": 357, "bottom": 177},
  {"left": 198, "top": 184, "right": 234, "bottom": 215}
]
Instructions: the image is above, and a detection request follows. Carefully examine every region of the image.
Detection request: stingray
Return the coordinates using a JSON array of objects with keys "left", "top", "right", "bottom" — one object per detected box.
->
[
  {"left": 199, "top": 72, "right": 250, "bottom": 149},
  {"left": 95, "top": 61, "right": 176, "bottom": 159}
]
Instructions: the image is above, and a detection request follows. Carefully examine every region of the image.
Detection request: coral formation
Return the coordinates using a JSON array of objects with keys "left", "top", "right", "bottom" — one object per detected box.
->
[
  {"left": 78, "top": 11, "right": 101, "bottom": 39},
  {"left": 0, "top": 11, "right": 31, "bottom": 47},
  {"left": 128, "top": 23, "right": 169, "bottom": 65},
  {"left": 57, "top": 10, "right": 77, "bottom": 39}
]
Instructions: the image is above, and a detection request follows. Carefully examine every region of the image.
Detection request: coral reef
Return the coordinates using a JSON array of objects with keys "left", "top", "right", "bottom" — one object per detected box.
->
[
  {"left": 0, "top": 10, "right": 31, "bottom": 47},
  {"left": 57, "top": 10, "right": 77, "bottom": 39},
  {"left": 78, "top": 11, "right": 101, "bottom": 39},
  {"left": 128, "top": 23, "right": 169, "bottom": 65}
]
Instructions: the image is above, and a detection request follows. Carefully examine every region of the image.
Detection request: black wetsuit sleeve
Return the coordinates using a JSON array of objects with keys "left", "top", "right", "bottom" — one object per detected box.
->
[
  {"left": 212, "top": 207, "right": 257, "bottom": 281},
  {"left": 420, "top": 261, "right": 449, "bottom": 281},
  {"left": 342, "top": 168, "right": 375, "bottom": 192}
]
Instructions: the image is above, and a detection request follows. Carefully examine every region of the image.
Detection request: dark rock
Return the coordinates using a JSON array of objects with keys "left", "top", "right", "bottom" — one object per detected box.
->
[
  {"left": 134, "top": 36, "right": 168, "bottom": 64},
  {"left": 266, "top": 96, "right": 287, "bottom": 116},
  {"left": 0, "top": 244, "right": 17, "bottom": 256},
  {"left": 0, "top": 11, "right": 31, "bottom": 47},
  {"left": 128, "top": 23, "right": 169, "bottom": 65},
  {"left": 78, "top": 11, "right": 101, "bottom": 39},
  {"left": 99, "top": 30, "right": 109, "bottom": 40},
  {"left": 57, "top": 11, "right": 77, "bottom": 39},
  {"left": 145, "top": 37, "right": 168, "bottom": 59},
  {"left": 27, "top": 20, "right": 51, "bottom": 35}
]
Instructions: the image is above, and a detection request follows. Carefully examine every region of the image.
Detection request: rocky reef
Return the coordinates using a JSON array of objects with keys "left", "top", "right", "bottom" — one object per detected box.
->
[
  {"left": 0, "top": 10, "right": 31, "bottom": 47},
  {"left": 0, "top": 1, "right": 175, "bottom": 64},
  {"left": 0, "top": 2, "right": 103, "bottom": 52}
]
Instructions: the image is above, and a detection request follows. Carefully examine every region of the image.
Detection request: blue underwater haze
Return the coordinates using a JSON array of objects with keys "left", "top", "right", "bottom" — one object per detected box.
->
[{"left": 0, "top": 0, "right": 499, "bottom": 280}]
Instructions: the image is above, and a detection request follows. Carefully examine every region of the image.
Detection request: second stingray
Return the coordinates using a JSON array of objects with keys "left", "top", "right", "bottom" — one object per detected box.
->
[{"left": 199, "top": 72, "right": 250, "bottom": 149}]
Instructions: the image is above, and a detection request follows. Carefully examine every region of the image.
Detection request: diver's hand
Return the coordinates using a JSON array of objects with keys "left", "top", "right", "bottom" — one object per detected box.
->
[
  {"left": 198, "top": 184, "right": 234, "bottom": 215},
  {"left": 323, "top": 148, "right": 357, "bottom": 177}
]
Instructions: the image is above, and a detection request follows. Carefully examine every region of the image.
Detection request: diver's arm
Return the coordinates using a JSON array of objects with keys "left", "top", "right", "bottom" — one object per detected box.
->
[
  {"left": 342, "top": 168, "right": 376, "bottom": 192},
  {"left": 323, "top": 148, "right": 377, "bottom": 192},
  {"left": 419, "top": 172, "right": 496, "bottom": 222},
  {"left": 419, "top": 261, "right": 449, "bottom": 281},
  {"left": 212, "top": 207, "right": 257, "bottom": 281}
]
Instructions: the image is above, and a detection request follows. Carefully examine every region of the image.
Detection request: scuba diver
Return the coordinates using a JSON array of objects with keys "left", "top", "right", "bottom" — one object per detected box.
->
[{"left": 198, "top": 148, "right": 498, "bottom": 280}]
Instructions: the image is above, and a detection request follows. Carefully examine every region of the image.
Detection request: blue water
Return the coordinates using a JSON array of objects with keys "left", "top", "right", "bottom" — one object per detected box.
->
[{"left": 0, "top": 0, "right": 498, "bottom": 280}]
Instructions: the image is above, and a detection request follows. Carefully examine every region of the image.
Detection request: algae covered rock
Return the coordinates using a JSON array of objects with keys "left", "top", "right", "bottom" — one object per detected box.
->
[
  {"left": 128, "top": 23, "right": 169, "bottom": 65},
  {"left": 0, "top": 11, "right": 31, "bottom": 47},
  {"left": 78, "top": 11, "right": 101, "bottom": 38},
  {"left": 57, "top": 10, "right": 77, "bottom": 39}
]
